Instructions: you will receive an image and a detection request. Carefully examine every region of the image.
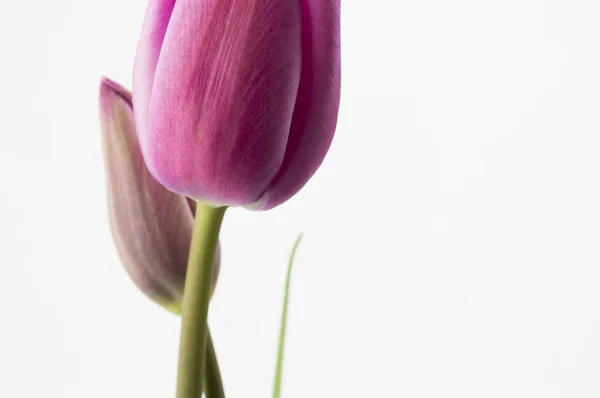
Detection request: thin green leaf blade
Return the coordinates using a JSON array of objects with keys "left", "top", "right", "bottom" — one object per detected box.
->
[{"left": 272, "top": 233, "right": 304, "bottom": 398}]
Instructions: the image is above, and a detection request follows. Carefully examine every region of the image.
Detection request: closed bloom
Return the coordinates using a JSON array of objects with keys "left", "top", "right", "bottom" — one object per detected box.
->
[
  {"left": 133, "top": 0, "right": 341, "bottom": 209},
  {"left": 100, "top": 78, "right": 220, "bottom": 314}
]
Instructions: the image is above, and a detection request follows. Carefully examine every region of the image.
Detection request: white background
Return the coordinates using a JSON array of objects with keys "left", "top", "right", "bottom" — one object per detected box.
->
[{"left": 2, "top": 0, "right": 600, "bottom": 397}]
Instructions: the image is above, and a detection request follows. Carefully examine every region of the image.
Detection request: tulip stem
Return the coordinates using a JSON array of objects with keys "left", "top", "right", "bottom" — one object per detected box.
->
[
  {"left": 205, "top": 330, "right": 226, "bottom": 398},
  {"left": 176, "top": 204, "right": 227, "bottom": 398}
]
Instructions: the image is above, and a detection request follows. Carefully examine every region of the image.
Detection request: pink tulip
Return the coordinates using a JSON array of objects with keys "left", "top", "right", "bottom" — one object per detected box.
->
[
  {"left": 133, "top": 0, "right": 341, "bottom": 209},
  {"left": 100, "top": 78, "right": 221, "bottom": 314}
]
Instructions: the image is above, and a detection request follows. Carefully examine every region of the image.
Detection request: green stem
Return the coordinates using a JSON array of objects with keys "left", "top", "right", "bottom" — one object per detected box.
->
[
  {"left": 176, "top": 204, "right": 227, "bottom": 398},
  {"left": 204, "top": 329, "right": 225, "bottom": 398}
]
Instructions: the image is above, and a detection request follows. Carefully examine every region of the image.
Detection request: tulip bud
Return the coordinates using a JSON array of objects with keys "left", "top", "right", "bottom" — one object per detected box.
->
[
  {"left": 133, "top": 0, "right": 341, "bottom": 209},
  {"left": 100, "top": 78, "right": 221, "bottom": 314}
]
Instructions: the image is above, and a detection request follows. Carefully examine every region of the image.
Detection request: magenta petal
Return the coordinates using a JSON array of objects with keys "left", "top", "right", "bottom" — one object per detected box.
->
[
  {"left": 261, "top": 0, "right": 342, "bottom": 210},
  {"left": 134, "top": 0, "right": 303, "bottom": 206},
  {"left": 100, "top": 78, "right": 220, "bottom": 312},
  {"left": 133, "top": 0, "right": 176, "bottom": 145}
]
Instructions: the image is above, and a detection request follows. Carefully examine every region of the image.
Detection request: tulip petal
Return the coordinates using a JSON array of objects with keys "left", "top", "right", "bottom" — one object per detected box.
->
[
  {"left": 135, "top": 0, "right": 303, "bottom": 206},
  {"left": 100, "top": 78, "right": 220, "bottom": 312},
  {"left": 133, "top": 0, "right": 177, "bottom": 145},
  {"left": 261, "top": 0, "right": 342, "bottom": 210}
]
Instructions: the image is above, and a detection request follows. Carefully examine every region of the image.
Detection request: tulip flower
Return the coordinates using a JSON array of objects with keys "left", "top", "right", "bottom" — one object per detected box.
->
[
  {"left": 133, "top": 0, "right": 341, "bottom": 209},
  {"left": 99, "top": 78, "right": 221, "bottom": 314}
]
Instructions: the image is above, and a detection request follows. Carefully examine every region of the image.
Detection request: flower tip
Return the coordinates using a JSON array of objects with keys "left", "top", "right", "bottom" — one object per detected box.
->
[{"left": 100, "top": 77, "right": 132, "bottom": 107}]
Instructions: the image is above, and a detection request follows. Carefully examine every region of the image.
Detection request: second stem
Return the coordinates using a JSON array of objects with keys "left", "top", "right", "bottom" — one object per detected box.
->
[{"left": 176, "top": 204, "right": 227, "bottom": 398}]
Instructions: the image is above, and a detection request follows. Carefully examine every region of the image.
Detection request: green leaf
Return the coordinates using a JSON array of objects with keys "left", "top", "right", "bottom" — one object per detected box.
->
[{"left": 272, "top": 233, "right": 304, "bottom": 398}]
